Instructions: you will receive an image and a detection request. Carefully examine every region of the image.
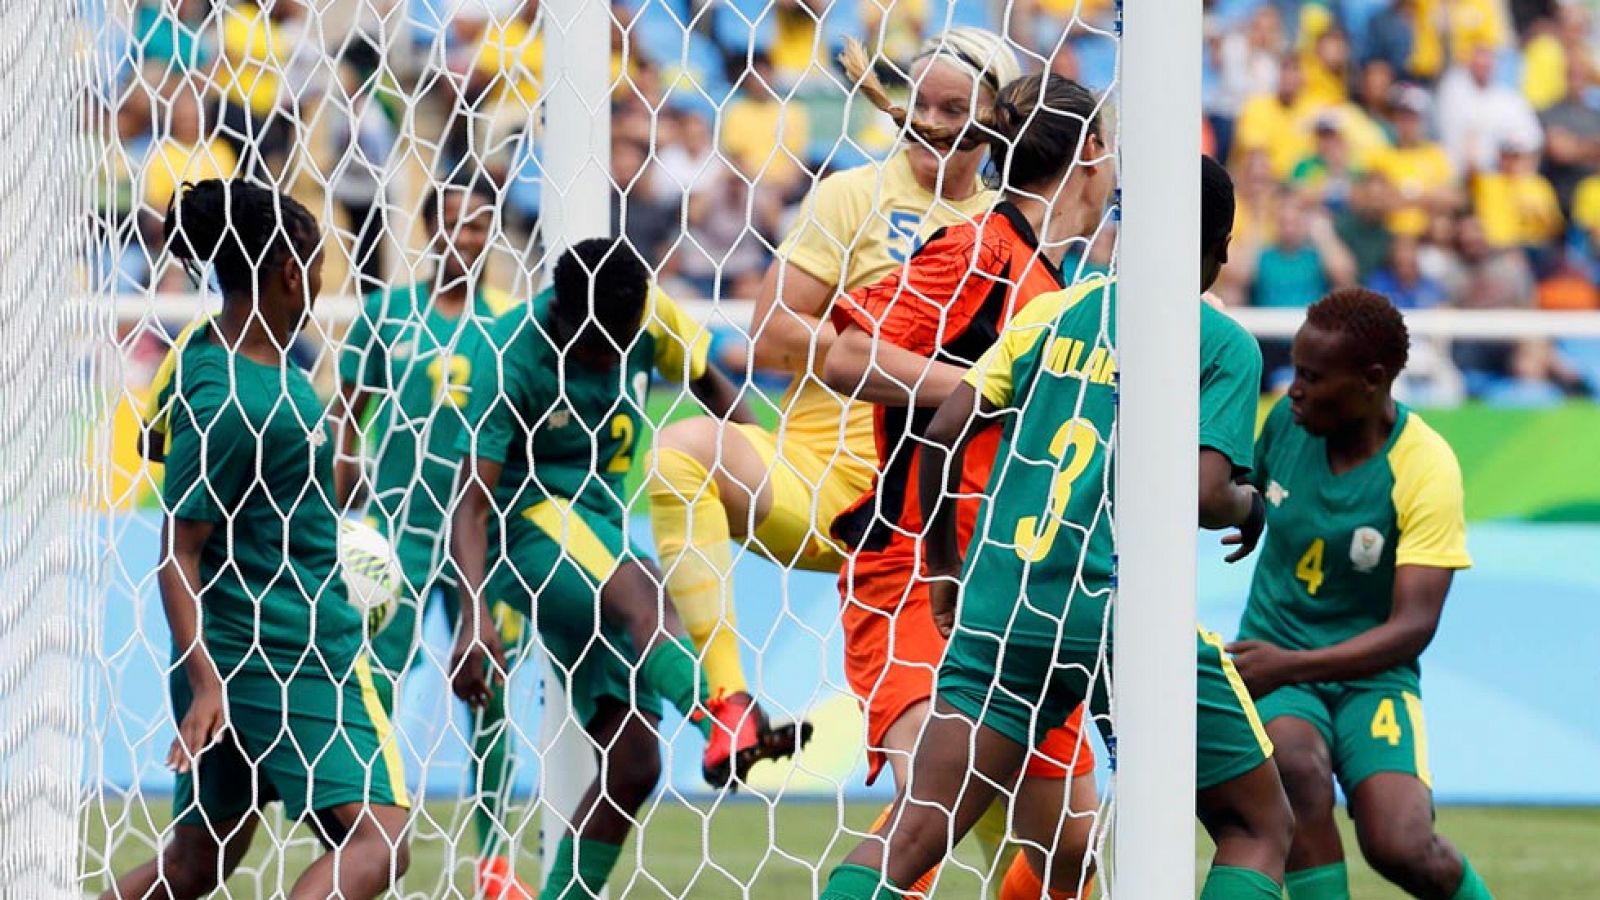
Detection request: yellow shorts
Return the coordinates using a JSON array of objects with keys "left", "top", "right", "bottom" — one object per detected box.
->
[{"left": 731, "top": 422, "right": 876, "bottom": 573}]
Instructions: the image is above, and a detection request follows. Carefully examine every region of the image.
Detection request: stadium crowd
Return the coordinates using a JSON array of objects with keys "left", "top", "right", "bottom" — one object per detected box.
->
[{"left": 83, "top": 0, "right": 1600, "bottom": 401}]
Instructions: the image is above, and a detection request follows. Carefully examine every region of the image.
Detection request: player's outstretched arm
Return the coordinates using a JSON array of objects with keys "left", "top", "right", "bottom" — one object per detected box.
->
[
  {"left": 1200, "top": 448, "right": 1266, "bottom": 562},
  {"left": 448, "top": 456, "right": 509, "bottom": 710},
  {"left": 751, "top": 260, "right": 838, "bottom": 375},
  {"left": 917, "top": 381, "right": 1000, "bottom": 636},
  {"left": 823, "top": 325, "right": 967, "bottom": 408},
  {"left": 1229, "top": 566, "right": 1453, "bottom": 697},
  {"left": 158, "top": 516, "right": 224, "bottom": 774}
]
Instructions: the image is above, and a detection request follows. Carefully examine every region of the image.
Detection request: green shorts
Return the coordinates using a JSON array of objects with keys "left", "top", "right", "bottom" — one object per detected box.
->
[
  {"left": 365, "top": 515, "right": 531, "bottom": 712},
  {"left": 1256, "top": 681, "right": 1433, "bottom": 793},
  {"left": 171, "top": 658, "right": 410, "bottom": 826},
  {"left": 938, "top": 626, "right": 1274, "bottom": 790},
  {"left": 486, "top": 497, "right": 663, "bottom": 728}
]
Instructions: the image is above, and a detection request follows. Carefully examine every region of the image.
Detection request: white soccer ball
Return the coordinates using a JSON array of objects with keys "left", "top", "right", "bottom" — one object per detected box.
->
[{"left": 338, "top": 518, "right": 403, "bottom": 638}]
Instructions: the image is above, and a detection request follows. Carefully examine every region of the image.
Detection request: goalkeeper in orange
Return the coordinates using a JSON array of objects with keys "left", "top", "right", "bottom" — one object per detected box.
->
[
  {"left": 644, "top": 22, "right": 1022, "bottom": 802},
  {"left": 821, "top": 63, "right": 1112, "bottom": 899}
]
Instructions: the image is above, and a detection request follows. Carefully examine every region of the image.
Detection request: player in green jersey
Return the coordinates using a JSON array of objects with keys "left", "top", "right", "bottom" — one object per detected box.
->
[
  {"left": 449, "top": 238, "right": 794, "bottom": 900},
  {"left": 819, "top": 157, "right": 1293, "bottom": 900},
  {"left": 103, "top": 180, "right": 410, "bottom": 900},
  {"left": 333, "top": 179, "right": 534, "bottom": 898},
  {"left": 1227, "top": 289, "right": 1491, "bottom": 900}
]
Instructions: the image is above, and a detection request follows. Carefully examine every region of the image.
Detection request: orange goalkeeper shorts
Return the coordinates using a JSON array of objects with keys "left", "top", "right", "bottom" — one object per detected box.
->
[{"left": 840, "top": 545, "right": 1095, "bottom": 784}]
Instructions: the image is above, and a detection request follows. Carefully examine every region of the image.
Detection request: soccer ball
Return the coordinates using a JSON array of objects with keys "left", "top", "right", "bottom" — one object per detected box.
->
[{"left": 337, "top": 519, "right": 404, "bottom": 638}]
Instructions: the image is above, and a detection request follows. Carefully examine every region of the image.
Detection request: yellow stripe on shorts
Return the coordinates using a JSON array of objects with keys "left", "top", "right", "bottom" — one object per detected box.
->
[
  {"left": 355, "top": 654, "right": 411, "bottom": 808},
  {"left": 1402, "top": 691, "right": 1433, "bottom": 789},
  {"left": 1199, "top": 627, "right": 1275, "bottom": 757},
  {"left": 522, "top": 497, "right": 620, "bottom": 584}
]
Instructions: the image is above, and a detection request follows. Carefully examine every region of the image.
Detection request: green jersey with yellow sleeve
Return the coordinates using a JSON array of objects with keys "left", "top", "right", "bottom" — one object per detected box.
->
[
  {"left": 457, "top": 284, "right": 710, "bottom": 521},
  {"left": 339, "top": 282, "right": 519, "bottom": 533},
  {"left": 958, "top": 276, "right": 1263, "bottom": 647},
  {"left": 1240, "top": 398, "right": 1472, "bottom": 690}
]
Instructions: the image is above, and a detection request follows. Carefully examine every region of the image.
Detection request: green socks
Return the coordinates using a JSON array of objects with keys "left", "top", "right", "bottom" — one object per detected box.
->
[
  {"left": 472, "top": 684, "right": 518, "bottom": 858},
  {"left": 1286, "top": 862, "right": 1349, "bottom": 900},
  {"left": 538, "top": 835, "right": 623, "bottom": 900},
  {"left": 1200, "top": 865, "right": 1284, "bottom": 900},
  {"left": 639, "top": 635, "right": 710, "bottom": 737},
  {"left": 819, "top": 863, "right": 900, "bottom": 900},
  {"left": 1452, "top": 857, "right": 1493, "bottom": 900}
]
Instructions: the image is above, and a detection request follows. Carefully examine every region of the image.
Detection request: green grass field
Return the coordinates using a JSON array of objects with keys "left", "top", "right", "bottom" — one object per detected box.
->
[{"left": 82, "top": 799, "right": 1600, "bottom": 898}]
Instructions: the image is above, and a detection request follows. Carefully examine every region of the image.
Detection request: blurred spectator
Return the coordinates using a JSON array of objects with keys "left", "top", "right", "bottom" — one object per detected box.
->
[
  {"left": 1535, "top": 253, "right": 1600, "bottom": 307},
  {"left": 1370, "top": 84, "right": 1461, "bottom": 236},
  {"left": 670, "top": 157, "right": 784, "bottom": 298},
  {"left": 1437, "top": 44, "right": 1543, "bottom": 175},
  {"left": 611, "top": 137, "right": 677, "bottom": 269},
  {"left": 1245, "top": 192, "right": 1358, "bottom": 308},
  {"left": 1366, "top": 234, "right": 1449, "bottom": 307},
  {"left": 1447, "top": 215, "right": 1536, "bottom": 308},
  {"left": 1480, "top": 338, "right": 1583, "bottom": 405},
  {"left": 1354, "top": 56, "right": 1400, "bottom": 139},
  {"left": 1574, "top": 172, "right": 1600, "bottom": 254},
  {"left": 1362, "top": 0, "right": 1421, "bottom": 78},
  {"left": 721, "top": 52, "right": 812, "bottom": 204},
  {"left": 143, "top": 81, "right": 240, "bottom": 218},
  {"left": 1336, "top": 170, "right": 1399, "bottom": 279},
  {"left": 655, "top": 104, "right": 723, "bottom": 201},
  {"left": 1234, "top": 55, "right": 1317, "bottom": 178},
  {"left": 1292, "top": 116, "right": 1360, "bottom": 212},
  {"left": 1207, "top": 3, "right": 1286, "bottom": 161},
  {"left": 91, "top": 83, "right": 158, "bottom": 292},
  {"left": 1409, "top": 0, "right": 1510, "bottom": 82},
  {"left": 214, "top": 0, "right": 302, "bottom": 177},
  {"left": 327, "top": 68, "right": 399, "bottom": 295},
  {"left": 1299, "top": 18, "right": 1352, "bottom": 107},
  {"left": 468, "top": 0, "right": 543, "bottom": 164},
  {"left": 1473, "top": 138, "right": 1564, "bottom": 253},
  {"left": 1521, "top": 3, "right": 1592, "bottom": 111},
  {"left": 129, "top": 0, "right": 213, "bottom": 76},
  {"left": 1539, "top": 57, "right": 1600, "bottom": 214}
]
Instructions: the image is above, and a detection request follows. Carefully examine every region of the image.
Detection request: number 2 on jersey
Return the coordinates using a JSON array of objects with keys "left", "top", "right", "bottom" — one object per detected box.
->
[
  {"left": 1296, "top": 538, "right": 1326, "bottom": 595},
  {"left": 606, "top": 414, "right": 635, "bottom": 473},
  {"left": 1014, "top": 418, "right": 1099, "bottom": 562}
]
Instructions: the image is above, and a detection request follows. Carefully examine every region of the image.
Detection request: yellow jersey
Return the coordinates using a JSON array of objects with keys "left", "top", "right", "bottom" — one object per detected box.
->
[
  {"left": 143, "top": 139, "right": 240, "bottom": 214},
  {"left": 1370, "top": 143, "right": 1456, "bottom": 236},
  {"left": 774, "top": 149, "right": 995, "bottom": 466},
  {"left": 1473, "top": 171, "right": 1564, "bottom": 248},
  {"left": 217, "top": 3, "right": 284, "bottom": 116}
]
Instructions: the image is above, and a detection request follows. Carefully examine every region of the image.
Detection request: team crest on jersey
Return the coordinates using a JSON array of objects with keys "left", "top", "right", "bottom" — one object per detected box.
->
[
  {"left": 308, "top": 424, "right": 328, "bottom": 449},
  {"left": 1350, "top": 526, "right": 1384, "bottom": 572},
  {"left": 1265, "top": 480, "right": 1290, "bottom": 507},
  {"left": 549, "top": 409, "right": 571, "bottom": 429}
]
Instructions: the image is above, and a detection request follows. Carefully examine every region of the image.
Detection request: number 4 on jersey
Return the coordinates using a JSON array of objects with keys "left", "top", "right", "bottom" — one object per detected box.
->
[{"left": 1296, "top": 538, "right": 1326, "bottom": 596}]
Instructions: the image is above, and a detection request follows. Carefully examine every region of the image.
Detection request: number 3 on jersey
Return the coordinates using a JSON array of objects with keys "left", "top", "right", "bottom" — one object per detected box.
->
[
  {"left": 1296, "top": 538, "right": 1326, "bottom": 596},
  {"left": 1014, "top": 418, "right": 1100, "bottom": 562}
]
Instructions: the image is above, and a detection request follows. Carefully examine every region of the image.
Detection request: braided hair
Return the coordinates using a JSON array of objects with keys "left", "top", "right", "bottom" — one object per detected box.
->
[
  {"left": 1305, "top": 288, "right": 1410, "bottom": 379},
  {"left": 840, "top": 39, "right": 1101, "bottom": 193},
  {"left": 164, "top": 179, "right": 320, "bottom": 298}
]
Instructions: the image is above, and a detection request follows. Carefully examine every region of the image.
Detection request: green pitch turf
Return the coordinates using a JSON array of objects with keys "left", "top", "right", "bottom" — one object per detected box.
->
[{"left": 82, "top": 798, "right": 1600, "bottom": 898}]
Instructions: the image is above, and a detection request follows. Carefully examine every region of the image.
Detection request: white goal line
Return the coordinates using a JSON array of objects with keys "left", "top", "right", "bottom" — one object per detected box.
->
[{"left": 108, "top": 294, "right": 1600, "bottom": 341}]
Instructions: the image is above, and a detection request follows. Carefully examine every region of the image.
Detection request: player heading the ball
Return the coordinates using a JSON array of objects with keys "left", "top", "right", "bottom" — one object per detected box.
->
[
  {"left": 448, "top": 238, "right": 793, "bottom": 900},
  {"left": 103, "top": 179, "right": 411, "bottom": 900},
  {"left": 820, "top": 157, "right": 1294, "bottom": 900},
  {"left": 1229, "top": 289, "right": 1493, "bottom": 900}
]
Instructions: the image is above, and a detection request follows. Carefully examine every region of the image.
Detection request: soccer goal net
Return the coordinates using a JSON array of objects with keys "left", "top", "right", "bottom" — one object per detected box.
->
[{"left": 48, "top": 0, "right": 1207, "bottom": 897}]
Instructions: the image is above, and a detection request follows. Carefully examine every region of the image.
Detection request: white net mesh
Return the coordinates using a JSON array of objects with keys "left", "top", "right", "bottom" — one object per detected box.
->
[{"left": 69, "top": 1, "right": 1130, "bottom": 897}]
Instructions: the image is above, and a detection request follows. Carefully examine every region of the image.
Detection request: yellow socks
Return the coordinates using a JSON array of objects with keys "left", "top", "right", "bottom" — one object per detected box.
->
[{"left": 646, "top": 448, "right": 746, "bottom": 695}]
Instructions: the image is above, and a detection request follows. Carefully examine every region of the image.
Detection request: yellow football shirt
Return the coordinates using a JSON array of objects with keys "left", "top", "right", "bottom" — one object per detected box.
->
[{"left": 775, "top": 149, "right": 995, "bottom": 465}]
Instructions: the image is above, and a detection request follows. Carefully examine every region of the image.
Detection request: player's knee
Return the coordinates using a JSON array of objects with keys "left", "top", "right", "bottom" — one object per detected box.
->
[
  {"left": 611, "top": 743, "right": 663, "bottom": 808},
  {"left": 1243, "top": 773, "right": 1297, "bottom": 858},
  {"left": 156, "top": 854, "right": 225, "bottom": 900},
  {"left": 652, "top": 418, "right": 721, "bottom": 462},
  {"left": 1272, "top": 747, "right": 1336, "bottom": 819},
  {"left": 1355, "top": 814, "right": 1437, "bottom": 881}
]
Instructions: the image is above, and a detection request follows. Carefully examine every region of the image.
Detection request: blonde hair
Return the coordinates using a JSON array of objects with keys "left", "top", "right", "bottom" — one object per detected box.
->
[{"left": 840, "top": 38, "right": 1101, "bottom": 189}]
